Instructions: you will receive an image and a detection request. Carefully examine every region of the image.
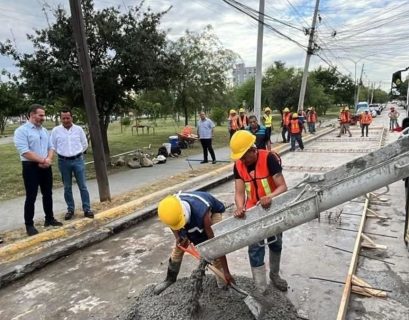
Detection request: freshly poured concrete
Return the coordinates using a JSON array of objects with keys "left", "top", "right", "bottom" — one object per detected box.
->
[{"left": 0, "top": 110, "right": 408, "bottom": 319}]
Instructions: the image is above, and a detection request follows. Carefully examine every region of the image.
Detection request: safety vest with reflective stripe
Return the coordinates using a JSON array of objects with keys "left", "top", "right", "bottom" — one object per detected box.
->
[
  {"left": 283, "top": 112, "right": 291, "bottom": 126},
  {"left": 263, "top": 114, "right": 273, "bottom": 128},
  {"left": 229, "top": 115, "right": 240, "bottom": 131},
  {"left": 307, "top": 111, "right": 317, "bottom": 123},
  {"left": 290, "top": 119, "right": 301, "bottom": 134},
  {"left": 238, "top": 115, "right": 248, "bottom": 129},
  {"left": 360, "top": 113, "right": 372, "bottom": 124},
  {"left": 235, "top": 149, "right": 277, "bottom": 209},
  {"left": 340, "top": 111, "right": 351, "bottom": 124}
]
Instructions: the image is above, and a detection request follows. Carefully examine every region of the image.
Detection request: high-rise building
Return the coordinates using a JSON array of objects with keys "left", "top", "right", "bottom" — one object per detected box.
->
[{"left": 232, "top": 63, "right": 256, "bottom": 86}]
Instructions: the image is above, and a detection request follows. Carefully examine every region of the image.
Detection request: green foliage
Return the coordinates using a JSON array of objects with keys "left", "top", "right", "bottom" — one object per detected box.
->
[
  {"left": 0, "top": 82, "right": 26, "bottom": 134},
  {"left": 120, "top": 117, "right": 131, "bottom": 126},
  {"left": 168, "top": 26, "right": 238, "bottom": 125},
  {"left": 0, "top": 0, "right": 178, "bottom": 156},
  {"left": 211, "top": 107, "right": 228, "bottom": 126}
]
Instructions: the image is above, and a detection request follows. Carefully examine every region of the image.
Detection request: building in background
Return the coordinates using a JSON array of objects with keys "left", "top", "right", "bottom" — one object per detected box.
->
[{"left": 232, "top": 63, "right": 256, "bottom": 86}]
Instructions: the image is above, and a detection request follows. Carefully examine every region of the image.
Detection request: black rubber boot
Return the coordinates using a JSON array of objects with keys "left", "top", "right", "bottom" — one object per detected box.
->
[{"left": 153, "top": 258, "right": 182, "bottom": 295}]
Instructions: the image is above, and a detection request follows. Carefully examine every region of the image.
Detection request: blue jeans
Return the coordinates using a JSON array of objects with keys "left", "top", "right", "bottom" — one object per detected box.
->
[
  {"left": 58, "top": 156, "right": 90, "bottom": 212},
  {"left": 248, "top": 233, "right": 283, "bottom": 267}
]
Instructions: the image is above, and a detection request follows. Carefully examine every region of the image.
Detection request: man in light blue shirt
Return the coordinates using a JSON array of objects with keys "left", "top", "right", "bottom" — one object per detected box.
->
[
  {"left": 14, "top": 104, "right": 63, "bottom": 236},
  {"left": 197, "top": 111, "right": 216, "bottom": 164}
]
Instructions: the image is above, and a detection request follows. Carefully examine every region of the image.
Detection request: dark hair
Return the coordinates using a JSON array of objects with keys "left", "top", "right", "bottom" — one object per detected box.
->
[
  {"left": 29, "top": 104, "right": 45, "bottom": 114},
  {"left": 248, "top": 115, "right": 258, "bottom": 122},
  {"left": 60, "top": 108, "right": 72, "bottom": 116}
]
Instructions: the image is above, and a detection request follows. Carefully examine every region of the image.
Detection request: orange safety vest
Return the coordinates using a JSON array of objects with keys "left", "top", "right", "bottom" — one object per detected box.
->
[
  {"left": 360, "top": 113, "right": 372, "bottom": 125},
  {"left": 307, "top": 111, "right": 317, "bottom": 123},
  {"left": 238, "top": 115, "right": 248, "bottom": 129},
  {"left": 283, "top": 112, "right": 291, "bottom": 126},
  {"left": 235, "top": 150, "right": 277, "bottom": 209},
  {"left": 340, "top": 111, "right": 350, "bottom": 124},
  {"left": 229, "top": 115, "right": 240, "bottom": 131},
  {"left": 290, "top": 119, "right": 301, "bottom": 134}
]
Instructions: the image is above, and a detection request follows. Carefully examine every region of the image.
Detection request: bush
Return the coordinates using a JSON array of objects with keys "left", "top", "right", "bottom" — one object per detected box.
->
[{"left": 121, "top": 117, "right": 131, "bottom": 126}]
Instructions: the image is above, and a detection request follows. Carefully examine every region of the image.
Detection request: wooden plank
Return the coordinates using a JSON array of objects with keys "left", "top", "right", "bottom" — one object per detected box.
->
[{"left": 336, "top": 196, "right": 370, "bottom": 320}]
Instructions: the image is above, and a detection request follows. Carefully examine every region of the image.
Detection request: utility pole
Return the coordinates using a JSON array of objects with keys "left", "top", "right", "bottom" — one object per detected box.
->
[
  {"left": 355, "top": 64, "right": 364, "bottom": 106},
  {"left": 253, "top": 0, "right": 264, "bottom": 121},
  {"left": 297, "top": 0, "right": 320, "bottom": 112},
  {"left": 69, "top": 0, "right": 111, "bottom": 202}
]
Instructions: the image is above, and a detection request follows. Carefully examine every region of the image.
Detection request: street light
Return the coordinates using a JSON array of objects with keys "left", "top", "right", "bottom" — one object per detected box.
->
[{"left": 337, "top": 56, "right": 366, "bottom": 106}]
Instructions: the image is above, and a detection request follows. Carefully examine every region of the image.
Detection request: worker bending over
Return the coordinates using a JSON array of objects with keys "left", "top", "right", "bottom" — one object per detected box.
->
[
  {"left": 230, "top": 130, "right": 288, "bottom": 293},
  {"left": 154, "top": 191, "right": 234, "bottom": 294}
]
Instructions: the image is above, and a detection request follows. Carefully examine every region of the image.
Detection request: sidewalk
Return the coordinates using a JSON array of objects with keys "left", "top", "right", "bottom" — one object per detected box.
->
[{"left": 0, "top": 146, "right": 232, "bottom": 233}]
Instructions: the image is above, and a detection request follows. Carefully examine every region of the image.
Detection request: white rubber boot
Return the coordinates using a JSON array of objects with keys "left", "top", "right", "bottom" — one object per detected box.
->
[{"left": 251, "top": 265, "right": 267, "bottom": 293}]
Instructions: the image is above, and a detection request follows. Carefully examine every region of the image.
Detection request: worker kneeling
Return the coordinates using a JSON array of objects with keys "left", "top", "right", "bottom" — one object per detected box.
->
[
  {"left": 154, "top": 191, "right": 234, "bottom": 294},
  {"left": 230, "top": 130, "right": 289, "bottom": 293}
]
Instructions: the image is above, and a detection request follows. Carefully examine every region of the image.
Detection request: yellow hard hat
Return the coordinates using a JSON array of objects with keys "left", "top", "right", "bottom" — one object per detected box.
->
[
  {"left": 230, "top": 109, "right": 237, "bottom": 114},
  {"left": 230, "top": 130, "right": 256, "bottom": 160},
  {"left": 283, "top": 107, "right": 290, "bottom": 112},
  {"left": 292, "top": 113, "right": 298, "bottom": 118},
  {"left": 157, "top": 195, "right": 185, "bottom": 230},
  {"left": 239, "top": 108, "right": 245, "bottom": 113},
  {"left": 264, "top": 107, "right": 271, "bottom": 112},
  {"left": 344, "top": 107, "right": 349, "bottom": 111}
]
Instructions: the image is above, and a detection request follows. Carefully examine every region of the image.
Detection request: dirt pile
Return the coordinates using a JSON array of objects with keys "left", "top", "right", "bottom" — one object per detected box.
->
[{"left": 119, "top": 275, "right": 299, "bottom": 320}]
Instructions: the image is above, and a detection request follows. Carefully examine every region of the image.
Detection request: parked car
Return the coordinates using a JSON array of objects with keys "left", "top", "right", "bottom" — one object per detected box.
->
[{"left": 369, "top": 104, "right": 381, "bottom": 115}]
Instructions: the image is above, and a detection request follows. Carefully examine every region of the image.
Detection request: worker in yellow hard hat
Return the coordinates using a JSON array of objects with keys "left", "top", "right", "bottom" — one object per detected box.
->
[
  {"left": 262, "top": 107, "right": 273, "bottom": 140},
  {"left": 228, "top": 109, "right": 240, "bottom": 139},
  {"left": 229, "top": 130, "right": 288, "bottom": 293},
  {"left": 337, "top": 106, "right": 352, "bottom": 137},
  {"left": 154, "top": 191, "right": 234, "bottom": 294},
  {"left": 289, "top": 113, "right": 304, "bottom": 151},
  {"left": 238, "top": 107, "right": 249, "bottom": 129},
  {"left": 281, "top": 107, "right": 292, "bottom": 143}
]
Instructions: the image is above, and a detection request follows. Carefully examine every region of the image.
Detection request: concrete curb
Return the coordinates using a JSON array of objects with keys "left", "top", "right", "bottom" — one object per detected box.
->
[{"left": 0, "top": 127, "right": 334, "bottom": 288}]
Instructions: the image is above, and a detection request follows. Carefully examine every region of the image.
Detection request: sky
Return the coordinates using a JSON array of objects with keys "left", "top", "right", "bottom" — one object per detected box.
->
[{"left": 1, "top": 0, "right": 409, "bottom": 92}]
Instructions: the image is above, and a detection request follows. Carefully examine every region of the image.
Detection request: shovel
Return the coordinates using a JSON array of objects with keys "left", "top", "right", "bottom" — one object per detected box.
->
[{"left": 178, "top": 243, "right": 266, "bottom": 319}]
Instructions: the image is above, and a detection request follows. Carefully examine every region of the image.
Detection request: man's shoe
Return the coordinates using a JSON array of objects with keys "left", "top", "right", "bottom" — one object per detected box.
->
[
  {"left": 200, "top": 160, "right": 208, "bottom": 164},
  {"left": 65, "top": 211, "right": 74, "bottom": 220},
  {"left": 44, "top": 219, "right": 63, "bottom": 227},
  {"left": 212, "top": 160, "right": 217, "bottom": 164},
  {"left": 26, "top": 225, "right": 39, "bottom": 236},
  {"left": 84, "top": 210, "right": 94, "bottom": 219},
  {"left": 336, "top": 135, "right": 341, "bottom": 137},
  {"left": 349, "top": 134, "right": 352, "bottom": 137},
  {"left": 0, "top": 237, "right": 3, "bottom": 244}
]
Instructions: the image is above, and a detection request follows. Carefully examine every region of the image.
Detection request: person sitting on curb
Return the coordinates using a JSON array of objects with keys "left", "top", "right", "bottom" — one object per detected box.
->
[
  {"left": 230, "top": 130, "right": 288, "bottom": 293},
  {"left": 337, "top": 106, "right": 352, "bottom": 137},
  {"left": 289, "top": 113, "right": 304, "bottom": 151},
  {"left": 154, "top": 191, "right": 234, "bottom": 294}
]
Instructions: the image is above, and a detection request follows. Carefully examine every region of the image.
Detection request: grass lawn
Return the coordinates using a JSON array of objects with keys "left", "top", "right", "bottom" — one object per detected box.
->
[{"left": 0, "top": 118, "right": 231, "bottom": 201}]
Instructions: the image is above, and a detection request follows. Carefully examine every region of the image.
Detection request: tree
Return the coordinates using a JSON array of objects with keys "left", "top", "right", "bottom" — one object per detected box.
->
[
  {"left": 0, "top": 0, "right": 178, "bottom": 157},
  {"left": 168, "top": 26, "right": 237, "bottom": 125},
  {"left": 0, "top": 82, "right": 25, "bottom": 135}
]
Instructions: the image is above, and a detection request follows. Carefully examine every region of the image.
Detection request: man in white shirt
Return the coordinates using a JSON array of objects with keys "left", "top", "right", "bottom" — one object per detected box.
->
[
  {"left": 51, "top": 109, "right": 93, "bottom": 220},
  {"left": 197, "top": 111, "right": 216, "bottom": 164}
]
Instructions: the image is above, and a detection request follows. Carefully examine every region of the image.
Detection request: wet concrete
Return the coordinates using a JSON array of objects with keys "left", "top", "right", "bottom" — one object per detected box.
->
[
  {"left": 0, "top": 109, "right": 407, "bottom": 320},
  {"left": 119, "top": 276, "right": 299, "bottom": 320}
]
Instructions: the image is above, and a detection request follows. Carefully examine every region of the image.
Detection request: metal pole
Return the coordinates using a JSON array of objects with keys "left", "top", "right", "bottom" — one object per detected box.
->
[
  {"left": 253, "top": 0, "right": 264, "bottom": 121},
  {"left": 407, "top": 75, "right": 409, "bottom": 117},
  {"left": 297, "top": 0, "right": 320, "bottom": 112},
  {"left": 69, "top": 0, "right": 111, "bottom": 202},
  {"left": 353, "top": 62, "right": 357, "bottom": 106},
  {"left": 355, "top": 64, "right": 364, "bottom": 106}
]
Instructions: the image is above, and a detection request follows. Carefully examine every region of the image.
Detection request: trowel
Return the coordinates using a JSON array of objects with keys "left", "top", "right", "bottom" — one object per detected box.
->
[{"left": 178, "top": 243, "right": 266, "bottom": 320}]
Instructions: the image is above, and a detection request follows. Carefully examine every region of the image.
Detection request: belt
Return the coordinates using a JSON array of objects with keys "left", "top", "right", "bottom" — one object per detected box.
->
[{"left": 58, "top": 153, "right": 83, "bottom": 160}]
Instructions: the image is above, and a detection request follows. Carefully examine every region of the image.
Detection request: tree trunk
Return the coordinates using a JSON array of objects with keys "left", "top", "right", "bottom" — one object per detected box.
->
[
  {"left": 182, "top": 93, "right": 188, "bottom": 126},
  {"left": 99, "top": 115, "right": 111, "bottom": 163},
  {"left": 0, "top": 115, "right": 7, "bottom": 135}
]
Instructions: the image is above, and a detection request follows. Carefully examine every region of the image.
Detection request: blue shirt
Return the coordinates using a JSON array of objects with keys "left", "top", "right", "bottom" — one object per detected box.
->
[
  {"left": 179, "top": 191, "right": 225, "bottom": 244},
  {"left": 197, "top": 118, "right": 215, "bottom": 139},
  {"left": 246, "top": 124, "right": 269, "bottom": 149},
  {"left": 14, "top": 122, "right": 52, "bottom": 161}
]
